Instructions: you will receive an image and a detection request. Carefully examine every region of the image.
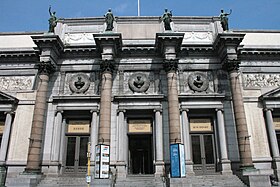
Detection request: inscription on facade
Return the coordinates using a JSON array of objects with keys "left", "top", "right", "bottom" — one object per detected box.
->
[
  {"left": 244, "top": 74, "right": 280, "bottom": 88},
  {"left": 0, "top": 76, "right": 33, "bottom": 91},
  {"left": 190, "top": 118, "right": 212, "bottom": 132}
]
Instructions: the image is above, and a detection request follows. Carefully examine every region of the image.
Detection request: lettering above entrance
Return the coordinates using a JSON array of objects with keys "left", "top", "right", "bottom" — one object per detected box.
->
[
  {"left": 128, "top": 73, "right": 150, "bottom": 93},
  {"left": 128, "top": 120, "right": 152, "bottom": 133},
  {"left": 67, "top": 120, "right": 90, "bottom": 134},
  {"left": 190, "top": 118, "right": 212, "bottom": 132},
  {"left": 274, "top": 118, "right": 280, "bottom": 130}
]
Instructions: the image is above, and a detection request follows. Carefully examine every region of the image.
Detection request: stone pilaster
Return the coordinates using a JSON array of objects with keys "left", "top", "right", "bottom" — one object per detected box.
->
[
  {"left": 156, "top": 33, "right": 184, "bottom": 144},
  {"left": 93, "top": 33, "right": 122, "bottom": 145},
  {"left": 154, "top": 109, "right": 164, "bottom": 176},
  {"left": 25, "top": 35, "right": 63, "bottom": 174}
]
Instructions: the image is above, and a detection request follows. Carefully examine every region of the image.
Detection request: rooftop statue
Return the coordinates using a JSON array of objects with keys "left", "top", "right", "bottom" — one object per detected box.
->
[
  {"left": 48, "top": 6, "right": 58, "bottom": 33},
  {"left": 104, "top": 9, "right": 115, "bottom": 31},
  {"left": 219, "top": 9, "right": 232, "bottom": 31},
  {"left": 161, "top": 8, "right": 172, "bottom": 31}
]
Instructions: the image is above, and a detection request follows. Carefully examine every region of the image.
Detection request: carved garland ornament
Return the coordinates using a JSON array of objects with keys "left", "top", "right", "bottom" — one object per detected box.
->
[
  {"left": 69, "top": 73, "right": 90, "bottom": 94},
  {"left": 128, "top": 73, "right": 150, "bottom": 93},
  {"left": 188, "top": 72, "right": 209, "bottom": 92}
]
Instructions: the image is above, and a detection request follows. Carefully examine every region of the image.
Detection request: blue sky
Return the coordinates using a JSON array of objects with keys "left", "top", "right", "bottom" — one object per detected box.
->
[{"left": 1, "top": 0, "right": 280, "bottom": 32}]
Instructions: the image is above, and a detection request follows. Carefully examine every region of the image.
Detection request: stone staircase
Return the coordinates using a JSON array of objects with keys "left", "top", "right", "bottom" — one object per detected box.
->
[
  {"left": 170, "top": 175, "right": 248, "bottom": 187},
  {"left": 37, "top": 176, "right": 88, "bottom": 187},
  {"left": 115, "top": 175, "right": 165, "bottom": 187},
  {"left": 35, "top": 174, "right": 247, "bottom": 187}
]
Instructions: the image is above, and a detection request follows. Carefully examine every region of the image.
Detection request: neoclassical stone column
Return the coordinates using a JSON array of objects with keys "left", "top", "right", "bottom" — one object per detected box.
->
[
  {"left": 25, "top": 35, "right": 63, "bottom": 173},
  {"left": 25, "top": 64, "right": 53, "bottom": 173},
  {"left": 226, "top": 63, "right": 254, "bottom": 169},
  {"left": 116, "top": 109, "right": 126, "bottom": 178},
  {"left": 264, "top": 108, "right": 280, "bottom": 159},
  {"left": 90, "top": 110, "right": 99, "bottom": 165},
  {"left": 0, "top": 112, "right": 13, "bottom": 164},
  {"left": 216, "top": 109, "right": 232, "bottom": 174},
  {"left": 181, "top": 109, "right": 194, "bottom": 175},
  {"left": 215, "top": 33, "right": 254, "bottom": 170},
  {"left": 156, "top": 33, "right": 184, "bottom": 144},
  {"left": 51, "top": 110, "right": 63, "bottom": 164},
  {"left": 59, "top": 119, "right": 67, "bottom": 164},
  {"left": 264, "top": 108, "right": 280, "bottom": 179},
  {"left": 154, "top": 109, "right": 164, "bottom": 176},
  {"left": 93, "top": 33, "right": 122, "bottom": 145}
]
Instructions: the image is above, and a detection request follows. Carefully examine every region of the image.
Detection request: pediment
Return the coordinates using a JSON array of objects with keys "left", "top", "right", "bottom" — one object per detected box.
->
[
  {"left": 260, "top": 87, "right": 280, "bottom": 100},
  {"left": 0, "top": 91, "right": 18, "bottom": 104}
]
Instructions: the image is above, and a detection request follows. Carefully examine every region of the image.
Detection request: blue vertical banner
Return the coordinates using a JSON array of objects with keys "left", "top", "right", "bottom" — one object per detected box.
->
[{"left": 170, "top": 143, "right": 186, "bottom": 178}]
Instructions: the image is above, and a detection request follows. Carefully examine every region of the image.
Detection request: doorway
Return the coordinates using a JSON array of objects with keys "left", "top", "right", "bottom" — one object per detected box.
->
[
  {"left": 64, "top": 136, "right": 89, "bottom": 175},
  {"left": 128, "top": 134, "right": 153, "bottom": 174},
  {"left": 191, "top": 134, "right": 216, "bottom": 174}
]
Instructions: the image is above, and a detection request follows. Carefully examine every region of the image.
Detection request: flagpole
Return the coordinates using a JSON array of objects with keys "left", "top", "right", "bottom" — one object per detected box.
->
[{"left": 138, "top": 0, "right": 140, "bottom": 16}]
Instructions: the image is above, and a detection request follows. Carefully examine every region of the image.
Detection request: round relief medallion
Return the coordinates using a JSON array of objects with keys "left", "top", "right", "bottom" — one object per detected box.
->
[
  {"left": 69, "top": 73, "right": 90, "bottom": 94},
  {"left": 188, "top": 72, "right": 209, "bottom": 92},
  {"left": 128, "top": 73, "right": 150, "bottom": 93}
]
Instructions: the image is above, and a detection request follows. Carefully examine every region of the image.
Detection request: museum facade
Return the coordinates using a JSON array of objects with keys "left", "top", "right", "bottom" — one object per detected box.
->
[{"left": 0, "top": 15, "right": 280, "bottom": 186}]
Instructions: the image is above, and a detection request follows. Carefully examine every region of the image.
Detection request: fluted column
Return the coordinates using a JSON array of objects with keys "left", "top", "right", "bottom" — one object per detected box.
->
[
  {"left": 216, "top": 109, "right": 232, "bottom": 174},
  {"left": 181, "top": 109, "right": 194, "bottom": 174},
  {"left": 0, "top": 112, "right": 13, "bottom": 164}
]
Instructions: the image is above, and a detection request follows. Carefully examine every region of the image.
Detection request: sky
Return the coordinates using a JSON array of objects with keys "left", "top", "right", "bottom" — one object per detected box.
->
[{"left": 1, "top": 0, "right": 280, "bottom": 32}]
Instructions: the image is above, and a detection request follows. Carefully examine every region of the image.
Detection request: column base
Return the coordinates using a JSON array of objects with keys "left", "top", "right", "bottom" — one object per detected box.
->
[
  {"left": 242, "top": 168, "right": 273, "bottom": 187},
  {"left": 5, "top": 172, "right": 42, "bottom": 187},
  {"left": 185, "top": 160, "right": 195, "bottom": 176},
  {"left": 115, "top": 162, "right": 127, "bottom": 178},
  {"left": 155, "top": 161, "right": 165, "bottom": 177},
  {"left": 220, "top": 159, "right": 232, "bottom": 175}
]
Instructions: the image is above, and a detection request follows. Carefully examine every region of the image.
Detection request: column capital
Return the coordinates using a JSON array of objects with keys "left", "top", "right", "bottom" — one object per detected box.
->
[
  {"left": 38, "top": 61, "right": 56, "bottom": 75},
  {"left": 90, "top": 109, "right": 100, "bottom": 114},
  {"left": 100, "top": 59, "right": 115, "bottom": 74},
  {"left": 180, "top": 108, "right": 189, "bottom": 112},
  {"left": 4, "top": 111, "right": 15, "bottom": 115},
  {"left": 153, "top": 109, "right": 162, "bottom": 113},
  {"left": 117, "top": 109, "right": 126, "bottom": 114},
  {"left": 264, "top": 108, "right": 273, "bottom": 112},
  {"left": 55, "top": 110, "right": 64, "bottom": 116},
  {"left": 222, "top": 59, "right": 240, "bottom": 72},
  {"left": 215, "top": 108, "right": 224, "bottom": 112},
  {"left": 163, "top": 59, "right": 178, "bottom": 72}
]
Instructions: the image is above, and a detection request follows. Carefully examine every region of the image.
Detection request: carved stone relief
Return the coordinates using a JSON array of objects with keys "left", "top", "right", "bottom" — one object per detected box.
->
[
  {"left": 128, "top": 73, "right": 150, "bottom": 93},
  {"left": 0, "top": 76, "right": 34, "bottom": 91},
  {"left": 243, "top": 73, "right": 280, "bottom": 88},
  {"left": 64, "top": 33, "right": 96, "bottom": 45},
  {"left": 188, "top": 72, "right": 210, "bottom": 93},
  {"left": 68, "top": 73, "right": 90, "bottom": 94}
]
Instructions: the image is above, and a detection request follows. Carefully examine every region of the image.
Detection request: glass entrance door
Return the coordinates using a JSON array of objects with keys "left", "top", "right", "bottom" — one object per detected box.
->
[
  {"left": 191, "top": 134, "right": 216, "bottom": 174},
  {"left": 128, "top": 134, "right": 153, "bottom": 174},
  {"left": 65, "top": 136, "right": 89, "bottom": 175}
]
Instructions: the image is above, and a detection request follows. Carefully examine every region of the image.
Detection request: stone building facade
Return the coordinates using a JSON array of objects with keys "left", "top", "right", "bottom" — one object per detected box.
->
[{"left": 0, "top": 16, "right": 280, "bottom": 186}]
